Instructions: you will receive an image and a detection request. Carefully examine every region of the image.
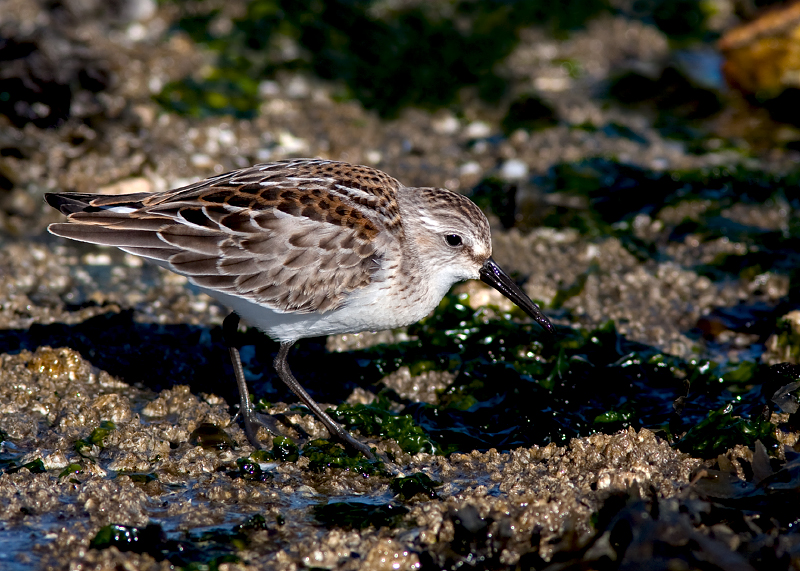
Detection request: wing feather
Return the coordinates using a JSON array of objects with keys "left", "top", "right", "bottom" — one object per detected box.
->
[
  {"left": 118, "top": 246, "right": 177, "bottom": 262},
  {"left": 45, "top": 159, "right": 401, "bottom": 314},
  {"left": 48, "top": 224, "right": 163, "bottom": 248}
]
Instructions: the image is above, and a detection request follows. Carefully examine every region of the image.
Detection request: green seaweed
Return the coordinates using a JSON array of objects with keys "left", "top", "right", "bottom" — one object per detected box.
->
[
  {"left": 75, "top": 420, "right": 116, "bottom": 457},
  {"left": 235, "top": 457, "right": 272, "bottom": 482},
  {"left": 58, "top": 462, "right": 83, "bottom": 479},
  {"left": 302, "top": 439, "right": 382, "bottom": 475},
  {"left": 331, "top": 400, "right": 440, "bottom": 455},
  {"left": 390, "top": 473, "right": 442, "bottom": 500},
  {"left": 5, "top": 458, "right": 46, "bottom": 474},
  {"left": 400, "top": 303, "right": 776, "bottom": 454},
  {"left": 676, "top": 403, "right": 778, "bottom": 458},
  {"left": 248, "top": 436, "right": 300, "bottom": 463},
  {"left": 593, "top": 402, "right": 636, "bottom": 426},
  {"left": 268, "top": 436, "right": 300, "bottom": 462}
]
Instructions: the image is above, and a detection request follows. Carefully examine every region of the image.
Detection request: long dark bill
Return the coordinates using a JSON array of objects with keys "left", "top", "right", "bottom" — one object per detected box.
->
[{"left": 479, "top": 257, "right": 555, "bottom": 334}]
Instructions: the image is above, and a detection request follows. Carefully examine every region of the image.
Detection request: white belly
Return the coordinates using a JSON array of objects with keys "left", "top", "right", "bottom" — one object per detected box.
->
[{"left": 198, "top": 277, "right": 442, "bottom": 343}]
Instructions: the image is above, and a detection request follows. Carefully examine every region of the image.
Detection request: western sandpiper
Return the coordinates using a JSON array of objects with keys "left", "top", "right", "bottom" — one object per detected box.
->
[{"left": 45, "top": 159, "right": 553, "bottom": 459}]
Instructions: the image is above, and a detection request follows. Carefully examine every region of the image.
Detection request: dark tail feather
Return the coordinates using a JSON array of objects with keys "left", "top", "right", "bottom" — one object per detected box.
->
[
  {"left": 44, "top": 193, "right": 98, "bottom": 215},
  {"left": 44, "top": 192, "right": 151, "bottom": 215}
]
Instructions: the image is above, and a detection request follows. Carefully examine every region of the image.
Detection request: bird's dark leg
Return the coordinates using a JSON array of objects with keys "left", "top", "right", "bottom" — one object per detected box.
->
[
  {"left": 274, "top": 341, "right": 375, "bottom": 460},
  {"left": 223, "top": 312, "right": 267, "bottom": 449}
]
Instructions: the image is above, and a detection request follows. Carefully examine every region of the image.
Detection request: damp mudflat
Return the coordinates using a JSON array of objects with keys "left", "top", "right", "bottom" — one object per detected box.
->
[{"left": 3, "top": 0, "right": 800, "bottom": 569}]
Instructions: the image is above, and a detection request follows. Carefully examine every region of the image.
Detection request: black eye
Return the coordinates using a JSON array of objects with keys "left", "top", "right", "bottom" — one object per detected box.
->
[{"left": 445, "top": 234, "right": 463, "bottom": 247}]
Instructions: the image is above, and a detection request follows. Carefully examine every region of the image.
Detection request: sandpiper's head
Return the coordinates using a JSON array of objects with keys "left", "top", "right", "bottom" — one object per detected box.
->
[
  {"left": 403, "top": 187, "right": 492, "bottom": 280},
  {"left": 401, "top": 186, "right": 554, "bottom": 333}
]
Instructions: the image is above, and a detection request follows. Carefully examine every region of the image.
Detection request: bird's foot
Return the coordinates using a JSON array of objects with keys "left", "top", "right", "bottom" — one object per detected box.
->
[{"left": 237, "top": 404, "right": 284, "bottom": 450}]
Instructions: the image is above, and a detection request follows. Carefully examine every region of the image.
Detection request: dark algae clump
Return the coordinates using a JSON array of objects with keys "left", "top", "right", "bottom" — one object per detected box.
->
[
  {"left": 312, "top": 501, "right": 409, "bottom": 530},
  {"left": 90, "top": 517, "right": 274, "bottom": 568},
  {"left": 319, "top": 291, "right": 778, "bottom": 460},
  {"left": 391, "top": 472, "right": 442, "bottom": 500}
]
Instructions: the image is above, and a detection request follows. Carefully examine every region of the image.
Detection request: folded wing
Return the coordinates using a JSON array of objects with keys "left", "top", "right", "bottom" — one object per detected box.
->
[{"left": 46, "top": 165, "right": 396, "bottom": 314}]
